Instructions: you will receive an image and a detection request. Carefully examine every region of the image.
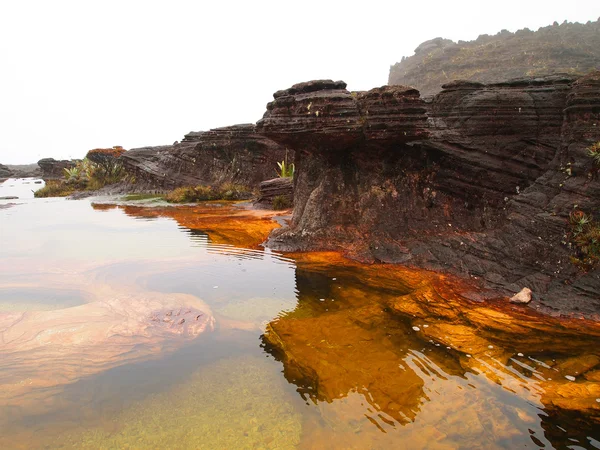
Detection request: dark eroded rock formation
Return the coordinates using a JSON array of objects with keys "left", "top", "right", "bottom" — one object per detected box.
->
[
  {"left": 256, "top": 74, "right": 600, "bottom": 316},
  {"left": 121, "top": 124, "right": 287, "bottom": 189},
  {"left": 37, "top": 158, "right": 77, "bottom": 179}
]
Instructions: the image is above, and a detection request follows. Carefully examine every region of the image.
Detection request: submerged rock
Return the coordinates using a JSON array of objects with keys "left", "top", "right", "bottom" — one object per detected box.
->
[
  {"left": 0, "top": 280, "right": 214, "bottom": 410},
  {"left": 53, "top": 356, "right": 302, "bottom": 449}
]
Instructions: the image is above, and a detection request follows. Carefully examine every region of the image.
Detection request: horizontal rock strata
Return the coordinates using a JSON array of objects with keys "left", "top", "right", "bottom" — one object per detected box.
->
[
  {"left": 256, "top": 177, "right": 293, "bottom": 207},
  {"left": 256, "top": 74, "right": 600, "bottom": 317},
  {"left": 121, "top": 124, "right": 287, "bottom": 189}
]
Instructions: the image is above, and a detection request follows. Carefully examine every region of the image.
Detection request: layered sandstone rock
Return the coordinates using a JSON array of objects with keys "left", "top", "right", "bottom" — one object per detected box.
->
[
  {"left": 256, "top": 74, "right": 600, "bottom": 316},
  {"left": 256, "top": 177, "right": 293, "bottom": 207},
  {"left": 121, "top": 124, "right": 287, "bottom": 189}
]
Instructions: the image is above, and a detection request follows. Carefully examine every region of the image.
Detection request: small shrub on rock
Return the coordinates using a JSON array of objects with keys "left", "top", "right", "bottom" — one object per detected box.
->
[
  {"left": 218, "top": 183, "right": 252, "bottom": 200},
  {"left": 568, "top": 210, "right": 600, "bottom": 270},
  {"left": 587, "top": 142, "right": 600, "bottom": 179},
  {"left": 588, "top": 142, "right": 600, "bottom": 168},
  {"left": 165, "top": 184, "right": 252, "bottom": 203},
  {"left": 85, "top": 147, "right": 127, "bottom": 187},
  {"left": 165, "top": 186, "right": 215, "bottom": 203},
  {"left": 272, "top": 195, "right": 292, "bottom": 210}
]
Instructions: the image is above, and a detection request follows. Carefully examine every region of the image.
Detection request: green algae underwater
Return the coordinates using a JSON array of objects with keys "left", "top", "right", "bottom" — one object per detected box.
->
[{"left": 1, "top": 179, "right": 600, "bottom": 449}]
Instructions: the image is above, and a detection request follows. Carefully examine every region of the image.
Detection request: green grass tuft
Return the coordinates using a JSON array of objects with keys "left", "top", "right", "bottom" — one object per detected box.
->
[
  {"left": 568, "top": 210, "right": 600, "bottom": 271},
  {"left": 272, "top": 195, "right": 292, "bottom": 210}
]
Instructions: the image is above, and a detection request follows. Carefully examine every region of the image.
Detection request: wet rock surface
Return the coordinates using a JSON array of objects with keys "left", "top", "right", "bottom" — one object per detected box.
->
[
  {"left": 256, "top": 73, "right": 600, "bottom": 317},
  {"left": 121, "top": 124, "right": 287, "bottom": 190}
]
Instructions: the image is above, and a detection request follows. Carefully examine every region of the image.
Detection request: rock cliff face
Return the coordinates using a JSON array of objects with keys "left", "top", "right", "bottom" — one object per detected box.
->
[
  {"left": 389, "top": 19, "right": 600, "bottom": 96},
  {"left": 256, "top": 74, "right": 600, "bottom": 317},
  {"left": 121, "top": 124, "right": 287, "bottom": 189}
]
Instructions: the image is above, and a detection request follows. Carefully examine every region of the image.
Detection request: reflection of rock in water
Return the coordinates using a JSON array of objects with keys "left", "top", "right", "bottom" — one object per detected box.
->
[
  {"left": 262, "top": 252, "right": 600, "bottom": 448},
  {"left": 55, "top": 355, "right": 302, "bottom": 449},
  {"left": 119, "top": 203, "right": 283, "bottom": 249},
  {"left": 264, "top": 303, "right": 426, "bottom": 425}
]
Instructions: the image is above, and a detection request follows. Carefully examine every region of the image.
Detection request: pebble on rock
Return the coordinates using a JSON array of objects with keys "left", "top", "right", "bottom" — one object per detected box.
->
[{"left": 510, "top": 287, "right": 532, "bottom": 304}]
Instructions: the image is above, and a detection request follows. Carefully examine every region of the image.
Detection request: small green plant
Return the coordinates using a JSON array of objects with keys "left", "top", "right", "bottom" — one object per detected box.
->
[
  {"left": 34, "top": 180, "right": 75, "bottom": 198},
  {"left": 568, "top": 209, "right": 600, "bottom": 270},
  {"left": 63, "top": 166, "right": 80, "bottom": 181},
  {"left": 276, "top": 159, "right": 295, "bottom": 178},
  {"left": 587, "top": 142, "right": 600, "bottom": 179},
  {"left": 588, "top": 142, "right": 600, "bottom": 167},
  {"left": 272, "top": 195, "right": 291, "bottom": 210}
]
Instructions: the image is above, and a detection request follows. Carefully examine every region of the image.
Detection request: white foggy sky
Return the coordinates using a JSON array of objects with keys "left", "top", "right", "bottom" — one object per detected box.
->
[{"left": 0, "top": 1, "right": 598, "bottom": 164}]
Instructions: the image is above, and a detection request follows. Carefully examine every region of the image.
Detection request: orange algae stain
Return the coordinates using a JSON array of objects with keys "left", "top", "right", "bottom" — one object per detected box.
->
[
  {"left": 118, "top": 203, "right": 282, "bottom": 249},
  {"left": 263, "top": 250, "right": 600, "bottom": 440}
]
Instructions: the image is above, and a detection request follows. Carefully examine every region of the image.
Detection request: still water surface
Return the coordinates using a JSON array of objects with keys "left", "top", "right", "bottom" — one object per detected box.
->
[{"left": 1, "top": 178, "right": 600, "bottom": 449}]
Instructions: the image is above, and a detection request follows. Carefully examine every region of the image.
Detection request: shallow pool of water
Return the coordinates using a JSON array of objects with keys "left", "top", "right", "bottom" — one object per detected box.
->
[{"left": 1, "top": 178, "right": 599, "bottom": 449}]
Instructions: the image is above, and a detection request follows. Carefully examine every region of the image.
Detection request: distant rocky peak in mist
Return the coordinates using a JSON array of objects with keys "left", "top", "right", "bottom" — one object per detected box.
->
[{"left": 389, "top": 18, "right": 600, "bottom": 96}]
